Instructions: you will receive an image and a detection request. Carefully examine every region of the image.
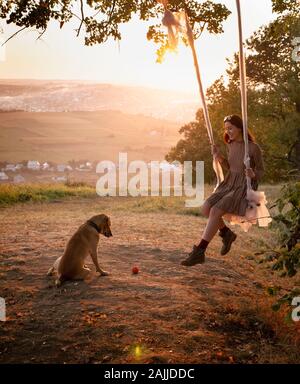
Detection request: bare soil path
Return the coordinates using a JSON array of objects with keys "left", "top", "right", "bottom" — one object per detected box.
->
[{"left": 0, "top": 198, "right": 298, "bottom": 363}]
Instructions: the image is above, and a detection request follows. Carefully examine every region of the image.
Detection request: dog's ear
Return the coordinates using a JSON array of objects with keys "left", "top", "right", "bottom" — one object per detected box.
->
[{"left": 101, "top": 216, "right": 113, "bottom": 237}]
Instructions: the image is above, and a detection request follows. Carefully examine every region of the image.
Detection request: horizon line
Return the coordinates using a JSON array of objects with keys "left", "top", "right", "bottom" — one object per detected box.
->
[{"left": 0, "top": 77, "right": 198, "bottom": 95}]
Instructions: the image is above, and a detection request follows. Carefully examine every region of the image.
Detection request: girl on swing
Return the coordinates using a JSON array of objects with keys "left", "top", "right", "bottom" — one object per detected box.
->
[{"left": 181, "top": 114, "right": 265, "bottom": 266}]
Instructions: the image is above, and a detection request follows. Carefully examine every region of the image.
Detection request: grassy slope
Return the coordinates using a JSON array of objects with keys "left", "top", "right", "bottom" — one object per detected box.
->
[
  {"left": 0, "top": 183, "right": 95, "bottom": 206},
  {"left": 0, "top": 111, "right": 180, "bottom": 163},
  {"left": 0, "top": 183, "right": 281, "bottom": 211}
]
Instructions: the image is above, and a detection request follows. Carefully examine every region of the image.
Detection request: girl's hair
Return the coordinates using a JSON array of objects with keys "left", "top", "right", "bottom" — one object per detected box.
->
[{"left": 223, "top": 114, "right": 255, "bottom": 143}]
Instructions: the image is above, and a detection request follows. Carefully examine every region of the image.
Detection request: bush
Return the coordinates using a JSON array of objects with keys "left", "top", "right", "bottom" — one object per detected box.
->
[{"left": 266, "top": 181, "right": 300, "bottom": 313}]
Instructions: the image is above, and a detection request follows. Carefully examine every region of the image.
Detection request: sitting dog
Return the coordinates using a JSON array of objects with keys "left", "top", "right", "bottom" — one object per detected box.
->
[{"left": 47, "top": 214, "right": 112, "bottom": 286}]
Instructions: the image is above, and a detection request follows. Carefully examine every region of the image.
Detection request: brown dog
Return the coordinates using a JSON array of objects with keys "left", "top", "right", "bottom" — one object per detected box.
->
[{"left": 47, "top": 214, "right": 112, "bottom": 286}]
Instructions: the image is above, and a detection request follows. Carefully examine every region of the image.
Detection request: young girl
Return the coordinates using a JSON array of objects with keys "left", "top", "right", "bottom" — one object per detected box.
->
[{"left": 181, "top": 114, "right": 265, "bottom": 266}]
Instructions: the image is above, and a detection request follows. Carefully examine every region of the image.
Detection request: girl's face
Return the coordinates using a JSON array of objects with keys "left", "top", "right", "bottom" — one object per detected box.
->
[{"left": 224, "top": 121, "right": 243, "bottom": 142}]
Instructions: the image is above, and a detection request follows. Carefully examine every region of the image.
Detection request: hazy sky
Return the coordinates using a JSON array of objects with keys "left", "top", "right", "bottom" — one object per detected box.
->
[{"left": 0, "top": 0, "right": 275, "bottom": 94}]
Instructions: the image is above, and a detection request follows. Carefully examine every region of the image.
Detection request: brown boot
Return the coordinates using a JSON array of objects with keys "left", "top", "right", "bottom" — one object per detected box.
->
[
  {"left": 219, "top": 229, "right": 237, "bottom": 255},
  {"left": 181, "top": 245, "right": 205, "bottom": 266}
]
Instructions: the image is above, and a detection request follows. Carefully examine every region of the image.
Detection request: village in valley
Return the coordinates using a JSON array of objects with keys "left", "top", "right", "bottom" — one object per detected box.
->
[
  {"left": 0, "top": 159, "right": 95, "bottom": 184},
  {"left": 0, "top": 158, "right": 182, "bottom": 185}
]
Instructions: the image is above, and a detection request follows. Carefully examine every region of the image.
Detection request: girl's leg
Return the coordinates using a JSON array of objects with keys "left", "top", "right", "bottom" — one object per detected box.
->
[
  {"left": 202, "top": 201, "right": 226, "bottom": 230},
  {"left": 202, "top": 206, "right": 226, "bottom": 242},
  {"left": 195, "top": 205, "right": 227, "bottom": 252},
  {"left": 181, "top": 204, "right": 236, "bottom": 266},
  {"left": 181, "top": 206, "right": 227, "bottom": 266},
  {"left": 200, "top": 203, "right": 237, "bottom": 256}
]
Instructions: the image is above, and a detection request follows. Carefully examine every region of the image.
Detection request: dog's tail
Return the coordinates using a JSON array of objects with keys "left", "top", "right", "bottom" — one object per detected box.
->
[{"left": 55, "top": 275, "right": 67, "bottom": 288}]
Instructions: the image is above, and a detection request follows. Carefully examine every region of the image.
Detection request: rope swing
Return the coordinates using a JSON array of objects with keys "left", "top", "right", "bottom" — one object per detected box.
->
[
  {"left": 156, "top": 0, "right": 272, "bottom": 232},
  {"left": 157, "top": 0, "right": 224, "bottom": 191},
  {"left": 222, "top": 0, "right": 272, "bottom": 231}
]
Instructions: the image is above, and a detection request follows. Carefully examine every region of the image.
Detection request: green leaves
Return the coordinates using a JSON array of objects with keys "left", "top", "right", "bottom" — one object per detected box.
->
[
  {"left": 165, "top": 110, "right": 216, "bottom": 183},
  {"left": 271, "top": 0, "right": 300, "bottom": 15},
  {"left": 265, "top": 182, "right": 300, "bottom": 313},
  {"left": 270, "top": 288, "right": 300, "bottom": 314},
  {"left": 267, "top": 286, "right": 281, "bottom": 296},
  {"left": 0, "top": 0, "right": 230, "bottom": 53}
]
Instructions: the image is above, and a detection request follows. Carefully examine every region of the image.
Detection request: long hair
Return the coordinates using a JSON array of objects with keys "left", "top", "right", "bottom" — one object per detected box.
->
[{"left": 223, "top": 115, "right": 255, "bottom": 143}]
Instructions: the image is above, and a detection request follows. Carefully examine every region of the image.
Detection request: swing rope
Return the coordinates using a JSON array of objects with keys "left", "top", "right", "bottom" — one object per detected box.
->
[
  {"left": 183, "top": 10, "right": 225, "bottom": 191},
  {"left": 230, "top": 0, "right": 272, "bottom": 230},
  {"left": 156, "top": 0, "right": 272, "bottom": 231},
  {"left": 157, "top": 0, "right": 224, "bottom": 190},
  {"left": 236, "top": 0, "right": 251, "bottom": 191}
]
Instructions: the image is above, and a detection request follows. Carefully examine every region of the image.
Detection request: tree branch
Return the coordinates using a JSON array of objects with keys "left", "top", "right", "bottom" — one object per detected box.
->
[
  {"left": 105, "top": 0, "right": 117, "bottom": 26},
  {"left": 1, "top": 26, "right": 27, "bottom": 46},
  {"left": 76, "top": 0, "right": 85, "bottom": 37},
  {"left": 36, "top": 28, "right": 47, "bottom": 41}
]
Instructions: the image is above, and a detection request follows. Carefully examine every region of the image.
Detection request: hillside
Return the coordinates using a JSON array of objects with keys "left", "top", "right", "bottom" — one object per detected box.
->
[
  {"left": 0, "top": 110, "right": 180, "bottom": 163},
  {"left": 0, "top": 79, "right": 199, "bottom": 123}
]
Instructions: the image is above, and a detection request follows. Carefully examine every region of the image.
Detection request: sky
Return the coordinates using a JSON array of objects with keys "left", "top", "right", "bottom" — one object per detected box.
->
[{"left": 0, "top": 0, "right": 276, "bottom": 94}]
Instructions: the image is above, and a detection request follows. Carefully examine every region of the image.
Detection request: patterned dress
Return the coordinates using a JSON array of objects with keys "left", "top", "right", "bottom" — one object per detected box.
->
[{"left": 205, "top": 140, "right": 265, "bottom": 216}]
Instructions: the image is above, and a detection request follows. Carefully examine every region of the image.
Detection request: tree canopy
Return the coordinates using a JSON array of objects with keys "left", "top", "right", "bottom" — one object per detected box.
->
[
  {"left": 0, "top": 0, "right": 230, "bottom": 61},
  {"left": 166, "top": 3, "right": 300, "bottom": 182}
]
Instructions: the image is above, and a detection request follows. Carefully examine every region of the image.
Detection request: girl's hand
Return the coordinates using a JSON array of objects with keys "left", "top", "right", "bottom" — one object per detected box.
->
[
  {"left": 211, "top": 145, "right": 223, "bottom": 162},
  {"left": 245, "top": 167, "right": 256, "bottom": 179}
]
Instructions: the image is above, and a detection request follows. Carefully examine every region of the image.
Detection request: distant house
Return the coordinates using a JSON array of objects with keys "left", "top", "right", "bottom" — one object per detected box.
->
[
  {"left": 75, "top": 167, "right": 89, "bottom": 172},
  {"left": 42, "top": 162, "right": 50, "bottom": 170},
  {"left": 147, "top": 162, "right": 179, "bottom": 171},
  {"left": 76, "top": 162, "right": 92, "bottom": 171},
  {"left": 159, "top": 162, "right": 181, "bottom": 171},
  {"left": 15, "top": 164, "right": 23, "bottom": 170},
  {"left": 52, "top": 176, "right": 67, "bottom": 182},
  {"left": 13, "top": 174, "right": 25, "bottom": 184},
  {"left": 27, "top": 160, "right": 40, "bottom": 170},
  {"left": 57, "top": 164, "right": 72, "bottom": 172},
  {"left": 0, "top": 171, "right": 9, "bottom": 180},
  {"left": 5, "top": 164, "right": 16, "bottom": 172}
]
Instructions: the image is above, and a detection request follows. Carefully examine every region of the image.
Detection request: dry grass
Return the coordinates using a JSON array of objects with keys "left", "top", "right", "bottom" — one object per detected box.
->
[
  {"left": 0, "top": 182, "right": 282, "bottom": 217},
  {"left": 0, "top": 183, "right": 95, "bottom": 206}
]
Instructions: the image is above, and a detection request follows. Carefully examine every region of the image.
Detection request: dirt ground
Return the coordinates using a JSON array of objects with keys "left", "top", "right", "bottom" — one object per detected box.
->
[{"left": 0, "top": 197, "right": 299, "bottom": 364}]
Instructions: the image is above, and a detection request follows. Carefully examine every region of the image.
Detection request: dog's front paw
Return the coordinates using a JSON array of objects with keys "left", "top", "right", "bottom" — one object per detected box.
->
[
  {"left": 98, "top": 270, "right": 109, "bottom": 276},
  {"left": 47, "top": 267, "right": 55, "bottom": 276}
]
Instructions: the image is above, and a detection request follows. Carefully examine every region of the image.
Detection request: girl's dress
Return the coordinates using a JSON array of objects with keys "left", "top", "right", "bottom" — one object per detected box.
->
[{"left": 205, "top": 140, "right": 265, "bottom": 217}]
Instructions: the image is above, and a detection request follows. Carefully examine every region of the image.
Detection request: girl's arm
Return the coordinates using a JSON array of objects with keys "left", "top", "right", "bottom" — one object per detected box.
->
[
  {"left": 212, "top": 144, "right": 230, "bottom": 170},
  {"left": 218, "top": 144, "right": 230, "bottom": 170},
  {"left": 218, "top": 155, "right": 230, "bottom": 170}
]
